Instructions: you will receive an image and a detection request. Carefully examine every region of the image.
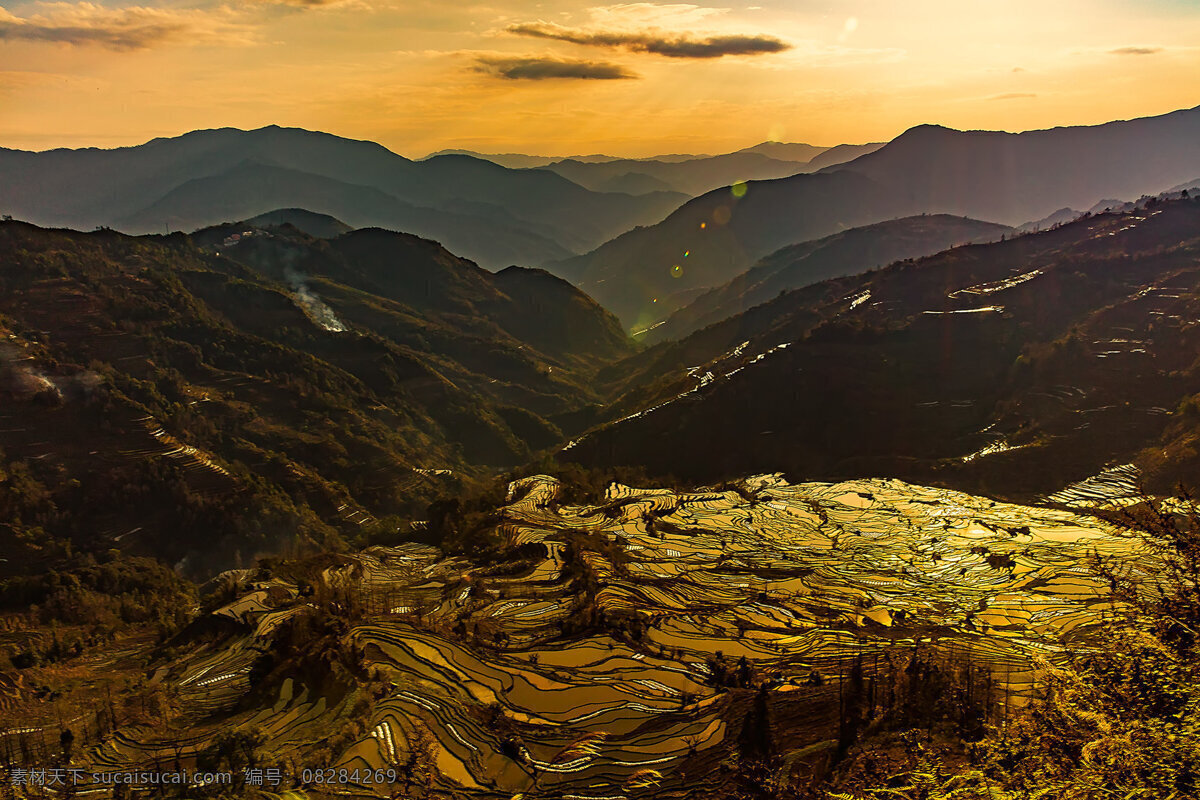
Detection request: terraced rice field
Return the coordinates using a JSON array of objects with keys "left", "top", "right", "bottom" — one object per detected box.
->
[{"left": 70, "top": 475, "right": 1153, "bottom": 798}]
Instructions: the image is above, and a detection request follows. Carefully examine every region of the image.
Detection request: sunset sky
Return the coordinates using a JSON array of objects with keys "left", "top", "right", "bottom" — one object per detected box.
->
[{"left": 2, "top": 0, "right": 1199, "bottom": 157}]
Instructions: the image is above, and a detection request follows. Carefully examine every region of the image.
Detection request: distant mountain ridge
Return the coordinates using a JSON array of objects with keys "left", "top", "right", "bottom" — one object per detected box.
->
[
  {"left": 733, "top": 141, "right": 831, "bottom": 161},
  {"left": 422, "top": 141, "right": 830, "bottom": 168},
  {"left": 552, "top": 105, "right": 1200, "bottom": 328},
  {"left": 538, "top": 152, "right": 809, "bottom": 197},
  {"left": 820, "top": 108, "right": 1200, "bottom": 223},
  {"left": 116, "top": 160, "right": 577, "bottom": 266},
  {"left": 422, "top": 141, "right": 879, "bottom": 197},
  {"left": 0, "top": 126, "right": 688, "bottom": 269},
  {"left": 805, "top": 142, "right": 885, "bottom": 169}
]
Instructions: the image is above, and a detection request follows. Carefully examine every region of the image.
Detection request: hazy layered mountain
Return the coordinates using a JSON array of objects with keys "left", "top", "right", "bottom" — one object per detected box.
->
[
  {"left": 113, "top": 161, "right": 577, "bottom": 267},
  {"left": 592, "top": 171, "right": 678, "bottom": 195},
  {"left": 549, "top": 169, "right": 903, "bottom": 327},
  {"left": 539, "top": 151, "right": 810, "bottom": 197},
  {"left": 0, "top": 219, "right": 631, "bottom": 575},
  {"left": 536, "top": 143, "right": 878, "bottom": 197},
  {"left": 565, "top": 198, "right": 1200, "bottom": 500},
  {"left": 805, "top": 142, "right": 885, "bottom": 169},
  {"left": 423, "top": 150, "right": 626, "bottom": 168},
  {"left": 426, "top": 142, "right": 871, "bottom": 198},
  {"left": 646, "top": 214, "right": 1013, "bottom": 342},
  {"left": 733, "top": 141, "right": 831, "bottom": 161},
  {"left": 553, "top": 106, "right": 1200, "bottom": 329},
  {"left": 5, "top": 124, "right": 1200, "bottom": 800},
  {"left": 0, "top": 126, "right": 688, "bottom": 268},
  {"left": 1017, "top": 207, "right": 1084, "bottom": 232}
]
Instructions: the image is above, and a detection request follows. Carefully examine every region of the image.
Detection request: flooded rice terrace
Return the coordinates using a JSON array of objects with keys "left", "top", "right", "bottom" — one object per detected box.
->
[{"left": 111, "top": 475, "right": 1153, "bottom": 797}]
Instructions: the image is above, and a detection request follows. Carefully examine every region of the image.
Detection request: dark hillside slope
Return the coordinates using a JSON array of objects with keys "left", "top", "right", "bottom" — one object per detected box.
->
[
  {"left": 551, "top": 169, "right": 899, "bottom": 327},
  {"left": 565, "top": 198, "right": 1200, "bottom": 500},
  {"left": 0, "top": 221, "right": 630, "bottom": 576},
  {"left": 648, "top": 214, "right": 1013, "bottom": 342}
]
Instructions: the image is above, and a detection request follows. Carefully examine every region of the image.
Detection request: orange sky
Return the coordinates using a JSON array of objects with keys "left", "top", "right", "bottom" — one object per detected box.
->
[{"left": 1, "top": 1, "right": 1198, "bottom": 157}]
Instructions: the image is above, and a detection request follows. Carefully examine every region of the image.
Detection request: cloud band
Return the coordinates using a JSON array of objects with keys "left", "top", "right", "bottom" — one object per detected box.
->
[{"left": 507, "top": 22, "right": 790, "bottom": 59}]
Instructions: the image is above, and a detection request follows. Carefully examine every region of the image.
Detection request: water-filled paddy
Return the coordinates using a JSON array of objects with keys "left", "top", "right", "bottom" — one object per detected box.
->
[{"left": 89, "top": 475, "right": 1154, "bottom": 797}]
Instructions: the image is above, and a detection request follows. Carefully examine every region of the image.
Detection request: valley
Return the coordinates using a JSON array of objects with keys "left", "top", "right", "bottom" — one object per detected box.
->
[{"left": 2, "top": 95, "right": 1200, "bottom": 800}]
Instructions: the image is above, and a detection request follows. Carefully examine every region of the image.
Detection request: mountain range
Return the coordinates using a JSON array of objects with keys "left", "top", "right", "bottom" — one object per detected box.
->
[
  {"left": 425, "top": 140, "right": 835, "bottom": 169},
  {"left": 553, "top": 105, "right": 1200, "bottom": 328},
  {"left": 0, "top": 126, "right": 687, "bottom": 269},
  {"left": 529, "top": 144, "right": 882, "bottom": 197}
]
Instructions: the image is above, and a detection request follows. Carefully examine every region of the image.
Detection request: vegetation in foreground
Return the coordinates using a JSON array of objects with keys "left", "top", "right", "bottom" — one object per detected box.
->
[{"left": 808, "top": 496, "right": 1200, "bottom": 800}]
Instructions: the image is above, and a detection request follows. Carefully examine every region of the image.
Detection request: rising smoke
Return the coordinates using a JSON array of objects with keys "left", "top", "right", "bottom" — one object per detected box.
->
[
  {"left": 281, "top": 267, "right": 349, "bottom": 333},
  {"left": 0, "top": 342, "right": 101, "bottom": 404}
]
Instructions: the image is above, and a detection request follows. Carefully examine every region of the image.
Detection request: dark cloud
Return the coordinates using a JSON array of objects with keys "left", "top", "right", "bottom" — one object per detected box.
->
[
  {"left": 475, "top": 56, "right": 637, "bottom": 80},
  {"left": 507, "top": 22, "right": 790, "bottom": 59},
  {"left": 0, "top": 21, "right": 186, "bottom": 50},
  {"left": 0, "top": 5, "right": 237, "bottom": 51},
  {"left": 1109, "top": 46, "right": 1162, "bottom": 56}
]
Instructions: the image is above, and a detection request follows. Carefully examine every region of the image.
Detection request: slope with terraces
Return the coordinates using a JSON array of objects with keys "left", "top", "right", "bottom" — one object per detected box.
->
[{"left": 13, "top": 473, "right": 1155, "bottom": 798}]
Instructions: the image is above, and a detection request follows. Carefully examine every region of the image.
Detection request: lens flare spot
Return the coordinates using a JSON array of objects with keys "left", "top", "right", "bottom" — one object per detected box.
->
[
  {"left": 683, "top": 250, "right": 690, "bottom": 257},
  {"left": 731, "top": 181, "right": 748, "bottom": 198},
  {"left": 700, "top": 222, "right": 707, "bottom": 229},
  {"left": 671, "top": 264, "right": 683, "bottom": 278},
  {"left": 713, "top": 205, "right": 732, "bottom": 225}
]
